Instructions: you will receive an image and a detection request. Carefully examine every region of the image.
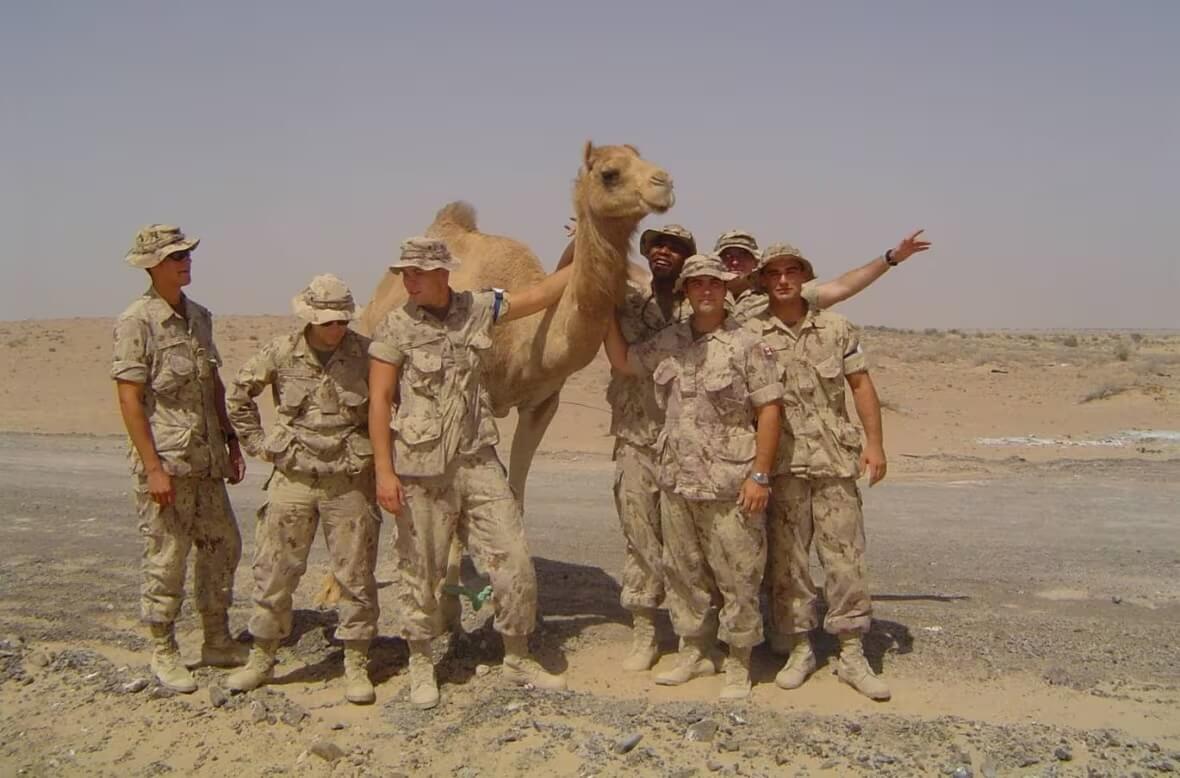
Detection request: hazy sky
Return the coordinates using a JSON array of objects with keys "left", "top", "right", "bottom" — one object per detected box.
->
[{"left": 2, "top": 1, "right": 1177, "bottom": 328}]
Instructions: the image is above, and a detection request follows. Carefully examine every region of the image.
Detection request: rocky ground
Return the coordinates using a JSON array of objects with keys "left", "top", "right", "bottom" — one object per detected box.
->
[{"left": 1, "top": 433, "right": 1179, "bottom": 776}]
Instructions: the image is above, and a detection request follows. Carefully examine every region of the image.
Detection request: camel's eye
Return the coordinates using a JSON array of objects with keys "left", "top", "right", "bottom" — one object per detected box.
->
[{"left": 600, "top": 168, "right": 620, "bottom": 187}]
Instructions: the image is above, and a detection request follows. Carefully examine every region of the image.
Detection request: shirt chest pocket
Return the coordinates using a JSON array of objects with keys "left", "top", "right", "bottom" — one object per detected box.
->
[
  {"left": 275, "top": 371, "right": 317, "bottom": 415},
  {"left": 152, "top": 336, "right": 198, "bottom": 395},
  {"left": 463, "top": 331, "right": 493, "bottom": 372},
  {"left": 703, "top": 370, "right": 748, "bottom": 421},
  {"left": 405, "top": 347, "right": 445, "bottom": 391}
]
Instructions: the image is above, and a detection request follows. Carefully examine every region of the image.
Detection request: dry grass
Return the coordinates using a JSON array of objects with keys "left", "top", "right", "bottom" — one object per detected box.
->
[{"left": 1079, "top": 382, "right": 1132, "bottom": 404}]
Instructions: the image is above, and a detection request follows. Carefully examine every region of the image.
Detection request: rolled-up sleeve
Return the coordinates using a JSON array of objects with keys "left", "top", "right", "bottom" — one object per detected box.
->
[
  {"left": 842, "top": 324, "right": 868, "bottom": 375},
  {"left": 111, "top": 317, "right": 149, "bottom": 383},
  {"left": 746, "top": 341, "right": 784, "bottom": 407},
  {"left": 368, "top": 316, "right": 406, "bottom": 366}
]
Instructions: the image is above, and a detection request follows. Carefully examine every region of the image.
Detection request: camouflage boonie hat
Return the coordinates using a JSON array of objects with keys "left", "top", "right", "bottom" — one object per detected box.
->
[
  {"left": 713, "top": 229, "right": 760, "bottom": 259},
  {"left": 390, "top": 237, "right": 461, "bottom": 273},
  {"left": 760, "top": 242, "right": 815, "bottom": 279},
  {"left": 291, "top": 274, "right": 356, "bottom": 324},
  {"left": 639, "top": 224, "right": 697, "bottom": 257},
  {"left": 124, "top": 224, "right": 199, "bottom": 269},
  {"left": 673, "top": 254, "right": 737, "bottom": 292}
]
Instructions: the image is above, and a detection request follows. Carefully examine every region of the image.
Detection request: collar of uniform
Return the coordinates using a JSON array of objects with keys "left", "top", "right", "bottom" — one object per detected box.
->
[
  {"left": 758, "top": 305, "right": 823, "bottom": 334},
  {"left": 291, "top": 329, "right": 322, "bottom": 368},
  {"left": 405, "top": 288, "right": 470, "bottom": 324},
  {"left": 144, "top": 286, "right": 191, "bottom": 325},
  {"left": 688, "top": 315, "right": 744, "bottom": 344}
]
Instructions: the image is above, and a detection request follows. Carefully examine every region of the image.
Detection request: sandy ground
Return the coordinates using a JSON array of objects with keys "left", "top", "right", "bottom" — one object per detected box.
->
[{"left": 1, "top": 317, "right": 1179, "bottom": 776}]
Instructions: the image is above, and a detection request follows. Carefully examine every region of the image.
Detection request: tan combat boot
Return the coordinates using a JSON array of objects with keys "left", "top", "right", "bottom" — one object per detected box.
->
[
  {"left": 653, "top": 636, "right": 717, "bottom": 686},
  {"left": 836, "top": 632, "right": 891, "bottom": 701},
  {"left": 149, "top": 623, "right": 197, "bottom": 693},
  {"left": 719, "top": 646, "right": 753, "bottom": 700},
  {"left": 342, "top": 640, "right": 375, "bottom": 704},
  {"left": 774, "top": 633, "right": 817, "bottom": 690},
  {"left": 407, "top": 640, "right": 439, "bottom": 709},
  {"left": 225, "top": 638, "right": 278, "bottom": 692},
  {"left": 502, "top": 635, "right": 567, "bottom": 691},
  {"left": 196, "top": 612, "right": 249, "bottom": 668},
  {"left": 621, "top": 608, "right": 659, "bottom": 672}
]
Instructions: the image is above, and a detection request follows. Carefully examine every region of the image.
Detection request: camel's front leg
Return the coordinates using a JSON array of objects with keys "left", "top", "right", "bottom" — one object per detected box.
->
[{"left": 508, "top": 390, "right": 562, "bottom": 504}]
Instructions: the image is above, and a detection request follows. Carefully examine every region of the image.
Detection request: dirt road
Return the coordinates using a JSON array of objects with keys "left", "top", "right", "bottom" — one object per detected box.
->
[{"left": 1, "top": 432, "right": 1178, "bottom": 776}]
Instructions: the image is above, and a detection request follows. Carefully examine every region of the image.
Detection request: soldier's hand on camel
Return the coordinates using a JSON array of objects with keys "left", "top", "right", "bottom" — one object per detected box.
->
[
  {"left": 891, "top": 229, "right": 931, "bottom": 264},
  {"left": 564, "top": 217, "right": 577, "bottom": 239},
  {"left": 147, "top": 468, "right": 175, "bottom": 507}
]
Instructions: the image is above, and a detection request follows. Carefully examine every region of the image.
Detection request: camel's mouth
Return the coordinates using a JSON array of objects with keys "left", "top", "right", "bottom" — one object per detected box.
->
[{"left": 643, "top": 190, "right": 675, "bottom": 214}]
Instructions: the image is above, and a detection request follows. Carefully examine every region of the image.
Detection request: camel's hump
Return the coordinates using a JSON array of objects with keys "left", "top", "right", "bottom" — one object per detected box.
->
[{"left": 427, "top": 201, "right": 478, "bottom": 237}]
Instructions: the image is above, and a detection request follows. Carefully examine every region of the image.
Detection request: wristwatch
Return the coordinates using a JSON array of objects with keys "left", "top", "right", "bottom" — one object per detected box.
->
[
  {"left": 749, "top": 472, "right": 770, "bottom": 487},
  {"left": 884, "top": 249, "right": 899, "bottom": 267}
]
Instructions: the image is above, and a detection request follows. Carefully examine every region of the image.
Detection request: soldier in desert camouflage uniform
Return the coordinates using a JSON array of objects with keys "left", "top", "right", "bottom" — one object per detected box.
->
[
  {"left": 605, "top": 224, "right": 695, "bottom": 671},
  {"left": 749, "top": 232, "right": 930, "bottom": 701},
  {"left": 224, "top": 274, "right": 381, "bottom": 704},
  {"left": 604, "top": 254, "right": 783, "bottom": 700},
  {"left": 112, "top": 225, "right": 247, "bottom": 693},
  {"left": 368, "top": 238, "right": 573, "bottom": 709}
]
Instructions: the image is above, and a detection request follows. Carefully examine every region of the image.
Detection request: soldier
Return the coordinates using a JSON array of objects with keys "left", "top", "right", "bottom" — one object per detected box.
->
[
  {"left": 604, "top": 254, "right": 783, "bottom": 700},
  {"left": 369, "top": 238, "right": 572, "bottom": 709},
  {"left": 750, "top": 232, "right": 930, "bottom": 702},
  {"left": 224, "top": 275, "right": 381, "bottom": 704},
  {"left": 606, "top": 224, "right": 695, "bottom": 671},
  {"left": 112, "top": 224, "right": 247, "bottom": 693},
  {"left": 714, "top": 229, "right": 764, "bottom": 320}
]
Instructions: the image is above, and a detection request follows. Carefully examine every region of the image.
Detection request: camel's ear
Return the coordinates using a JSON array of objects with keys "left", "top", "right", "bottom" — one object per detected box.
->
[
  {"left": 583, "top": 140, "right": 595, "bottom": 171},
  {"left": 624, "top": 144, "right": 640, "bottom": 156}
]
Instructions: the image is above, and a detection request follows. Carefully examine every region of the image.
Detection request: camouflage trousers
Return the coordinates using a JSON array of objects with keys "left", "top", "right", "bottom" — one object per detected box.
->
[
  {"left": 660, "top": 492, "right": 766, "bottom": 648},
  {"left": 135, "top": 475, "right": 241, "bottom": 624},
  {"left": 612, "top": 439, "right": 665, "bottom": 612},
  {"left": 767, "top": 475, "right": 872, "bottom": 637},
  {"left": 391, "top": 447, "right": 538, "bottom": 640},
  {"left": 249, "top": 468, "right": 381, "bottom": 641}
]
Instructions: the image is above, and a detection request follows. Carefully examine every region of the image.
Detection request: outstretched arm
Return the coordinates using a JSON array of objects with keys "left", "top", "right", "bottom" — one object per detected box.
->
[
  {"left": 812, "top": 229, "right": 931, "bottom": 309},
  {"left": 846, "top": 370, "right": 885, "bottom": 486},
  {"left": 499, "top": 265, "right": 574, "bottom": 323}
]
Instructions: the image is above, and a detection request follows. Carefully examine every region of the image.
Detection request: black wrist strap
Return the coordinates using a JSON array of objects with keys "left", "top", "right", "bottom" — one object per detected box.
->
[{"left": 884, "top": 249, "right": 899, "bottom": 267}]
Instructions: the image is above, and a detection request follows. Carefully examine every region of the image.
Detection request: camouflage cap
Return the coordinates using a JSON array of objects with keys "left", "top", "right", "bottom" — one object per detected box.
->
[
  {"left": 673, "top": 253, "right": 737, "bottom": 292},
  {"left": 124, "top": 224, "right": 199, "bottom": 269},
  {"left": 390, "top": 237, "right": 461, "bottom": 273},
  {"left": 760, "top": 242, "right": 815, "bottom": 279},
  {"left": 292, "top": 273, "right": 356, "bottom": 324},
  {"left": 713, "top": 229, "right": 760, "bottom": 259},
  {"left": 639, "top": 224, "right": 697, "bottom": 257}
]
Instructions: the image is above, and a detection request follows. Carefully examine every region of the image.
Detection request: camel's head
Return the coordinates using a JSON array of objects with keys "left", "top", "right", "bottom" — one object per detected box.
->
[{"left": 576, "top": 142, "right": 674, "bottom": 223}]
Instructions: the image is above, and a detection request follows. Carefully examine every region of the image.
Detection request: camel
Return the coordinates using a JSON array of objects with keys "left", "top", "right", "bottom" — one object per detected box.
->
[
  {"left": 313, "top": 143, "right": 673, "bottom": 612},
  {"left": 358, "top": 141, "right": 674, "bottom": 499}
]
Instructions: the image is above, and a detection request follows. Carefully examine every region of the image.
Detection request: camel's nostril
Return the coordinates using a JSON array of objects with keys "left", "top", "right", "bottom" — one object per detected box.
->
[{"left": 650, "top": 172, "right": 671, "bottom": 187}]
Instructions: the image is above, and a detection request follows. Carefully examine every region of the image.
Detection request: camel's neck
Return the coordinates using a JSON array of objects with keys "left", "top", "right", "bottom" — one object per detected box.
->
[{"left": 546, "top": 207, "right": 632, "bottom": 368}]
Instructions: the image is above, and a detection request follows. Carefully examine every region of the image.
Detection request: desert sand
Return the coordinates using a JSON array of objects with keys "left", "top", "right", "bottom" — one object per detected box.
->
[{"left": 1, "top": 316, "right": 1178, "bottom": 776}]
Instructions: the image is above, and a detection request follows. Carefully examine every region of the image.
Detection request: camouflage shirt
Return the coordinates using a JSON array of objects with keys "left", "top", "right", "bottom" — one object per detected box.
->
[
  {"left": 629, "top": 317, "right": 783, "bottom": 500},
  {"left": 368, "top": 290, "right": 505, "bottom": 478},
  {"left": 607, "top": 279, "right": 693, "bottom": 449},
  {"left": 111, "top": 287, "right": 230, "bottom": 478},
  {"left": 228, "top": 329, "right": 372, "bottom": 476},
  {"left": 745, "top": 308, "right": 868, "bottom": 479},
  {"left": 726, "top": 283, "right": 820, "bottom": 324}
]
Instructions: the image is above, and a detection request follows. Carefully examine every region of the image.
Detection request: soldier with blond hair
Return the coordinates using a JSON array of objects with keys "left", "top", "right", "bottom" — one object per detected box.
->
[
  {"left": 369, "top": 238, "right": 574, "bottom": 709},
  {"left": 112, "top": 225, "right": 247, "bottom": 693},
  {"left": 225, "top": 274, "right": 381, "bottom": 704}
]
